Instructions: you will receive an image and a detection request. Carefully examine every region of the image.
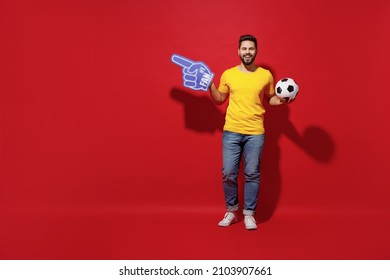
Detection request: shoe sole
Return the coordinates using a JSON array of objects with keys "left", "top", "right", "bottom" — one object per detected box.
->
[
  {"left": 218, "top": 219, "right": 237, "bottom": 227},
  {"left": 245, "top": 225, "right": 257, "bottom": 230}
]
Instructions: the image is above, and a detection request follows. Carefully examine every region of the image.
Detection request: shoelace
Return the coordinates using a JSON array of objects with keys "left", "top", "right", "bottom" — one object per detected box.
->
[
  {"left": 224, "top": 213, "right": 235, "bottom": 220},
  {"left": 245, "top": 216, "right": 256, "bottom": 224}
]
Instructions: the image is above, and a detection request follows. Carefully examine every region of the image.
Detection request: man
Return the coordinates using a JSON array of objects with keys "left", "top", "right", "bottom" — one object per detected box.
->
[{"left": 209, "top": 34, "right": 287, "bottom": 230}]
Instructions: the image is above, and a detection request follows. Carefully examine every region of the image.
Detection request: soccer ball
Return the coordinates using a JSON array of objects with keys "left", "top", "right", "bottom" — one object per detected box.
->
[{"left": 275, "top": 77, "right": 299, "bottom": 102}]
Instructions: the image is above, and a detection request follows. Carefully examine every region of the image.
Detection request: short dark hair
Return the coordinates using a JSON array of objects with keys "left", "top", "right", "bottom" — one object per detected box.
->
[{"left": 239, "top": 34, "right": 258, "bottom": 49}]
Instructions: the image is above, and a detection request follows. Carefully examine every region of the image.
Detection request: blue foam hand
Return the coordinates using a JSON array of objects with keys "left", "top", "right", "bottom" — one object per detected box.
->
[{"left": 171, "top": 54, "right": 214, "bottom": 91}]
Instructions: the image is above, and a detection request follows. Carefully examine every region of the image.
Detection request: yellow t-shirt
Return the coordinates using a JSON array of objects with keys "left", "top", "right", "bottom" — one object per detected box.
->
[{"left": 218, "top": 66, "right": 275, "bottom": 135}]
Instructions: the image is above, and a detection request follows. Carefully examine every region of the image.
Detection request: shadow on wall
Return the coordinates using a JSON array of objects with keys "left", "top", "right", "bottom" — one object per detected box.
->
[
  {"left": 171, "top": 87, "right": 335, "bottom": 223},
  {"left": 259, "top": 104, "right": 335, "bottom": 222},
  {"left": 171, "top": 87, "right": 225, "bottom": 133}
]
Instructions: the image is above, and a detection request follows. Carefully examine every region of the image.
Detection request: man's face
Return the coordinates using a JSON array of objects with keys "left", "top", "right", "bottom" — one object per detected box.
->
[{"left": 238, "top": 40, "right": 257, "bottom": 65}]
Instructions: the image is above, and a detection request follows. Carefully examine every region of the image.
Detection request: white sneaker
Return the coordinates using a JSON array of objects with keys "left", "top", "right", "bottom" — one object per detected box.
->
[
  {"left": 218, "top": 212, "right": 237, "bottom": 227},
  {"left": 244, "top": 215, "right": 257, "bottom": 230}
]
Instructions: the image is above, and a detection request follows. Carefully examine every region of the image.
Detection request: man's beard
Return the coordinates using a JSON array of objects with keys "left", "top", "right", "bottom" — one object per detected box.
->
[{"left": 240, "top": 54, "right": 256, "bottom": 65}]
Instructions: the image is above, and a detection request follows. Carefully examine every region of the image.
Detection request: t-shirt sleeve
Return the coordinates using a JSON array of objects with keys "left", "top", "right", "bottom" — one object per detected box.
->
[
  {"left": 218, "top": 71, "right": 229, "bottom": 94},
  {"left": 266, "top": 72, "right": 275, "bottom": 96}
]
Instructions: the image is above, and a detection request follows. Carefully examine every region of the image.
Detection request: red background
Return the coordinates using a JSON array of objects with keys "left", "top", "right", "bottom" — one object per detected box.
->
[{"left": 1, "top": 0, "right": 390, "bottom": 259}]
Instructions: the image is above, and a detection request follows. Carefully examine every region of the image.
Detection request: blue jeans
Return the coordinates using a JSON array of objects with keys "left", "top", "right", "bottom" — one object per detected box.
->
[{"left": 222, "top": 131, "right": 265, "bottom": 216}]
